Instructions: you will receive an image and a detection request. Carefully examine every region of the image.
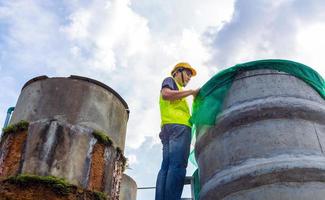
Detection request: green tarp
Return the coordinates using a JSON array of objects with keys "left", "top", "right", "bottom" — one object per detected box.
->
[{"left": 190, "top": 59, "right": 325, "bottom": 200}]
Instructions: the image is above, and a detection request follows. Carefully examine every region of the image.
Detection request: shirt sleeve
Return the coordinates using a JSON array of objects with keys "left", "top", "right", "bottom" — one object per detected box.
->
[{"left": 161, "top": 77, "right": 178, "bottom": 91}]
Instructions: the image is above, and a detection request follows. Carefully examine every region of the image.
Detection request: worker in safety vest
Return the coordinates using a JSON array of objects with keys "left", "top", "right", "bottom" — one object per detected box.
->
[{"left": 155, "top": 62, "right": 199, "bottom": 200}]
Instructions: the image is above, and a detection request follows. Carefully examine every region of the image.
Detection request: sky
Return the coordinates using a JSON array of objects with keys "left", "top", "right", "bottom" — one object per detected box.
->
[{"left": 1, "top": 0, "right": 325, "bottom": 199}]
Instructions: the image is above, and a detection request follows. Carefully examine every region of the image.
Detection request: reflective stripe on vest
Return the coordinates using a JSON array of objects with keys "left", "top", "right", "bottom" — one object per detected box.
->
[{"left": 159, "top": 77, "right": 191, "bottom": 127}]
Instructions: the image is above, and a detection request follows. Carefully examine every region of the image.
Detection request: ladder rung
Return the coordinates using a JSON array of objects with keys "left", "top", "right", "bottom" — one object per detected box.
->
[{"left": 184, "top": 176, "right": 193, "bottom": 185}]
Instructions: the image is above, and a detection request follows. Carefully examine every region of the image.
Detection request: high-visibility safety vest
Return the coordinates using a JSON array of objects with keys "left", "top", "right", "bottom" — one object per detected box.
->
[{"left": 159, "top": 77, "right": 191, "bottom": 127}]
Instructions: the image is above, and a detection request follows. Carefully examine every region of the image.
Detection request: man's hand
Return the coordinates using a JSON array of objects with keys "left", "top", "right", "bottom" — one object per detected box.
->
[{"left": 191, "top": 88, "right": 200, "bottom": 98}]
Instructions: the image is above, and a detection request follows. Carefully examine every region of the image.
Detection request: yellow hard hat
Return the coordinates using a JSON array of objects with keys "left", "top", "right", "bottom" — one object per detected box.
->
[{"left": 171, "top": 62, "right": 197, "bottom": 76}]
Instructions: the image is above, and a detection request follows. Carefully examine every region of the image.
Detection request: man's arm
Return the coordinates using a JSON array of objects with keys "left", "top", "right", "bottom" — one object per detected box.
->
[{"left": 161, "top": 87, "right": 199, "bottom": 101}]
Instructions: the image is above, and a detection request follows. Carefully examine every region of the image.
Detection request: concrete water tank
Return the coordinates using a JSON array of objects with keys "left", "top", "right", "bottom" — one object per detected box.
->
[
  {"left": 119, "top": 174, "right": 137, "bottom": 200},
  {"left": 9, "top": 75, "right": 129, "bottom": 150},
  {"left": 0, "top": 75, "right": 130, "bottom": 199},
  {"left": 195, "top": 68, "right": 325, "bottom": 199}
]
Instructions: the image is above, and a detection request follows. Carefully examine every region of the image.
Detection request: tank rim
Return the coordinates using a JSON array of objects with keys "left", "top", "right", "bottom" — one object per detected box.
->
[{"left": 21, "top": 75, "right": 130, "bottom": 115}]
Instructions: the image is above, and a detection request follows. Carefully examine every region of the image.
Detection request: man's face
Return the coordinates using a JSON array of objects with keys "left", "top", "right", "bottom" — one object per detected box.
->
[{"left": 180, "top": 69, "right": 192, "bottom": 86}]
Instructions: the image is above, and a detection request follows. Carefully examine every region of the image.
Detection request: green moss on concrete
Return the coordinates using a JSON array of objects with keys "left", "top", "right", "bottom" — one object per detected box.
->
[
  {"left": 115, "top": 147, "right": 122, "bottom": 154},
  {"left": 92, "top": 130, "right": 128, "bottom": 172},
  {"left": 2, "top": 120, "right": 29, "bottom": 135},
  {"left": 121, "top": 157, "right": 128, "bottom": 172},
  {"left": 92, "top": 130, "right": 113, "bottom": 146},
  {"left": 8, "top": 174, "right": 72, "bottom": 195},
  {"left": 94, "top": 191, "right": 108, "bottom": 200},
  {"left": 116, "top": 147, "right": 128, "bottom": 172},
  {"left": 6, "top": 174, "right": 109, "bottom": 199}
]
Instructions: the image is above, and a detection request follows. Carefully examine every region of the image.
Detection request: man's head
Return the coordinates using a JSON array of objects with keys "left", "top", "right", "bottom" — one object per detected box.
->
[{"left": 171, "top": 62, "right": 197, "bottom": 87}]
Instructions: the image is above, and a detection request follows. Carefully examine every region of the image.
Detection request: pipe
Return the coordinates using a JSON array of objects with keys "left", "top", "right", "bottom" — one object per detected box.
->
[{"left": 3, "top": 107, "right": 15, "bottom": 129}]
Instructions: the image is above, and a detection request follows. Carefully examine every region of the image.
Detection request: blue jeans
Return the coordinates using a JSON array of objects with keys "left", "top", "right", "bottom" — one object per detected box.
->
[{"left": 155, "top": 124, "right": 191, "bottom": 200}]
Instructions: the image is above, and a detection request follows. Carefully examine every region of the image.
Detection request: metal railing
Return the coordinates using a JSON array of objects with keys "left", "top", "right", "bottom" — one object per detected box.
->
[
  {"left": 3, "top": 107, "right": 14, "bottom": 129},
  {"left": 137, "top": 176, "right": 194, "bottom": 200}
]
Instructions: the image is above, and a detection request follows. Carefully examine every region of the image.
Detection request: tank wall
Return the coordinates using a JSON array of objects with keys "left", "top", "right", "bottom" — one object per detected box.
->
[
  {"left": 222, "top": 69, "right": 324, "bottom": 109},
  {"left": 119, "top": 174, "right": 137, "bottom": 200},
  {"left": 223, "top": 182, "right": 325, "bottom": 200},
  {"left": 9, "top": 77, "right": 128, "bottom": 150},
  {"left": 195, "top": 69, "right": 325, "bottom": 199}
]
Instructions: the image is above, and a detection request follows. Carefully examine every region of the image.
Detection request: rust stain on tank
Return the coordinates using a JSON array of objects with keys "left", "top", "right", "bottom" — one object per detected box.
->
[
  {"left": 87, "top": 142, "right": 105, "bottom": 191},
  {"left": 0, "top": 130, "right": 28, "bottom": 176}
]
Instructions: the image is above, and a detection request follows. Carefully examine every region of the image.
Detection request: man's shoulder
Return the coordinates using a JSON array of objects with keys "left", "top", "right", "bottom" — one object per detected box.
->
[
  {"left": 162, "top": 77, "right": 174, "bottom": 82},
  {"left": 161, "top": 77, "right": 177, "bottom": 90}
]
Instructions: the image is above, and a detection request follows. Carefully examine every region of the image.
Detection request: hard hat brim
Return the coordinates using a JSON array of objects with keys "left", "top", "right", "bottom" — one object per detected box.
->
[{"left": 171, "top": 62, "right": 197, "bottom": 76}]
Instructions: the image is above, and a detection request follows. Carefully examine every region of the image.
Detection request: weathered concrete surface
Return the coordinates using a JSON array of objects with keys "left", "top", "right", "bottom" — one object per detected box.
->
[
  {"left": 223, "top": 182, "right": 325, "bottom": 200},
  {"left": 9, "top": 76, "right": 129, "bottom": 151},
  {"left": 111, "top": 153, "right": 125, "bottom": 200},
  {"left": 0, "top": 130, "right": 27, "bottom": 176},
  {"left": 119, "top": 174, "right": 137, "bottom": 200},
  {"left": 195, "top": 69, "right": 325, "bottom": 200},
  {"left": 21, "top": 120, "right": 94, "bottom": 186},
  {"left": 102, "top": 145, "right": 117, "bottom": 194},
  {"left": 0, "top": 177, "right": 110, "bottom": 200},
  {"left": 87, "top": 142, "right": 106, "bottom": 191},
  {"left": 19, "top": 119, "right": 123, "bottom": 196}
]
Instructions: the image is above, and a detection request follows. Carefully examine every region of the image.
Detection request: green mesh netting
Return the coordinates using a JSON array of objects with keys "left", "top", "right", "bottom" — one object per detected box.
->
[{"left": 189, "top": 59, "right": 325, "bottom": 200}]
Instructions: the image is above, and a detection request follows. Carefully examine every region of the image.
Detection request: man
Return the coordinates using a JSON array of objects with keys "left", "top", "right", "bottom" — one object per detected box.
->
[{"left": 155, "top": 62, "right": 199, "bottom": 200}]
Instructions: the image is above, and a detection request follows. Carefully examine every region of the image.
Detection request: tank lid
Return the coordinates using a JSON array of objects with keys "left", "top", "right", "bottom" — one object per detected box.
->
[{"left": 22, "top": 75, "right": 130, "bottom": 114}]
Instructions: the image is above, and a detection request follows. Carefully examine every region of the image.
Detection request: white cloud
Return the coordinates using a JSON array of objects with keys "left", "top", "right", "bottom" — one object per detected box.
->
[
  {"left": 130, "top": 0, "right": 235, "bottom": 36},
  {"left": 206, "top": 0, "right": 325, "bottom": 76},
  {"left": 0, "top": 76, "right": 20, "bottom": 136},
  {"left": 296, "top": 22, "right": 325, "bottom": 76},
  {"left": 60, "top": 9, "right": 91, "bottom": 40}
]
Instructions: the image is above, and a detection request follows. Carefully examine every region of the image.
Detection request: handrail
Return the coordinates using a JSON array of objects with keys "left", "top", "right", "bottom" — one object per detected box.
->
[
  {"left": 3, "top": 107, "right": 15, "bottom": 129},
  {"left": 137, "top": 176, "right": 194, "bottom": 200}
]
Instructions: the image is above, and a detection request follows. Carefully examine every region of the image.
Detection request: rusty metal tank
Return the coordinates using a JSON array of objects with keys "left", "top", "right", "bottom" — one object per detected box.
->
[{"left": 195, "top": 68, "right": 325, "bottom": 199}]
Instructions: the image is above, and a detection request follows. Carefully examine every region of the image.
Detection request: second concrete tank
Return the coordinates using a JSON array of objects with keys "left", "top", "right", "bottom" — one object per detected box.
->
[
  {"left": 119, "top": 174, "right": 137, "bottom": 200},
  {"left": 195, "top": 65, "right": 325, "bottom": 199}
]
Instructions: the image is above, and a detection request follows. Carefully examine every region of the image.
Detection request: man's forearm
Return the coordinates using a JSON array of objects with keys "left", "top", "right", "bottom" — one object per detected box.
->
[{"left": 161, "top": 88, "right": 195, "bottom": 101}]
